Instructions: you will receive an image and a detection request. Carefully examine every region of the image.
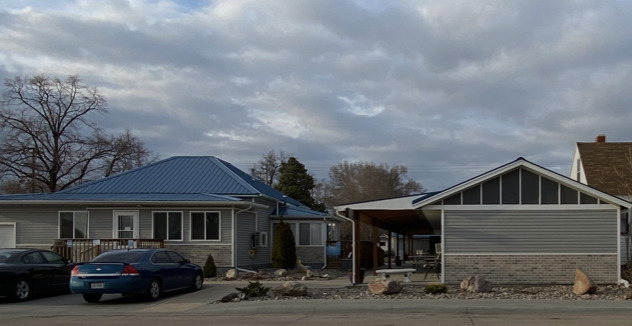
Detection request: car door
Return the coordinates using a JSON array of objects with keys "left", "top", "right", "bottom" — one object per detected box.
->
[
  {"left": 21, "top": 251, "right": 51, "bottom": 294},
  {"left": 166, "top": 250, "right": 195, "bottom": 289},
  {"left": 150, "top": 250, "right": 180, "bottom": 291},
  {"left": 40, "top": 251, "right": 72, "bottom": 291}
]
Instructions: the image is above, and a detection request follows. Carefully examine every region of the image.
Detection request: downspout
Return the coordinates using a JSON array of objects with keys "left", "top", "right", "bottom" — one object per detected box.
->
[
  {"left": 335, "top": 209, "right": 356, "bottom": 284},
  {"left": 322, "top": 216, "right": 327, "bottom": 269}
]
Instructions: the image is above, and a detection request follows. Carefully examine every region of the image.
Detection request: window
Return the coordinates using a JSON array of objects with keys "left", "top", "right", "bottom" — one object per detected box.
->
[
  {"left": 501, "top": 169, "right": 520, "bottom": 204},
  {"left": 443, "top": 193, "right": 461, "bottom": 205},
  {"left": 462, "top": 186, "right": 480, "bottom": 204},
  {"left": 41, "top": 251, "right": 66, "bottom": 264},
  {"left": 191, "top": 212, "right": 220, "bottom": 240},
  {"left": 298, "top": 223, "right": 322, "bottom": 246},
  {"left": 151, "top": 251, "right": 172, "bottom": 264},
  {"left": 59, "top": 211, "right": 89, "bottom": 238},
  {"left": 22, "top": 252, "right": 45, "bottom": 264},
  {"left": 482, "top": 177, "right": 500, "bottom": 204},
  {"left": 560, "top": 185, "right": 578, "bottom": 204},
  {"left": 153, "top": 212, "right": 182, "bottom": 240},
  {"left": 541, "top": 177, "right": 559, "bottom": 204},
  {"left": 521, "top": 169, "right": 539, "bottom": 204}
]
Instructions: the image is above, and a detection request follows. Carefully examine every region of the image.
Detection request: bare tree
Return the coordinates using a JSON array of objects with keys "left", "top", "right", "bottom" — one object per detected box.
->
[
  {"left": 250, "top": 150, "right": 290, "bottom": 186},
  {"left": 0, "top": 74, "right": 156, "bottom": 193},
  {"left": 102, "top": 129, "right": 159, "bottom": 177},
  {"left": 324, "top": 161, "right": 425, "bottom": 207}
]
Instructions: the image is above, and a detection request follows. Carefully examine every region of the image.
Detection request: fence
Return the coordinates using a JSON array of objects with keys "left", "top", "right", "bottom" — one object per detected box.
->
[{"left": 52, "top": 238, "right": 164, "bottom": 263}]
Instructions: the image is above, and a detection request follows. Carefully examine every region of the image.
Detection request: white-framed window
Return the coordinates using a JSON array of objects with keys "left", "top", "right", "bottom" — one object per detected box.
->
[
  {"left": 59, "top": 211, "right": 89, "bottom": 238},
  {"left": 273, "top": 221, "right": 323, "bottom": 246},
  {"left": 190, "top": 211, "right": 220, "bottom": 240},
  {"left": 113, "top": 211, "right": 139, "bottom": 238},
  {"left": 153, "top": 211, "right": 183, "bottom": 240}
]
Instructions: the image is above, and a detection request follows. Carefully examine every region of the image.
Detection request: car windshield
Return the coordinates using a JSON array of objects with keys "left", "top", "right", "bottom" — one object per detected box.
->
[{"left": 91, "top": 250, "right": 146, "bottom": 263}]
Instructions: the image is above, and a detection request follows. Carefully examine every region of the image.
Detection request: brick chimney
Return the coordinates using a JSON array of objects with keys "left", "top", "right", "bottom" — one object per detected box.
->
[{"left": 595, "top": 134, "right": 606, "bottom": 143}]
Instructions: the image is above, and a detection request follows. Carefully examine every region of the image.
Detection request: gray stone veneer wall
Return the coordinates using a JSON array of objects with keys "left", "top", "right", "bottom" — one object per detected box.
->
[
  {"left": 444, "top": 254, "right": 618, "bottom": 285},
  {"left": 166, "top": 244, "right": 232, "bottom": 268}
]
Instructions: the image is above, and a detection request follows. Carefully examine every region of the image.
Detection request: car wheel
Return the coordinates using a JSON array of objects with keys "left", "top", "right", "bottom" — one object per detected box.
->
[
  {"left": 192, "top": 273, "right": 203, "bottom": 291},
  {"left": 146, "top": 278, "right": 161, "bottom": 301},
  {"left": 10, "top": 278, "right": 31, "bottom": 302},
  {"left": 82, "top": 293, "right": 103, "bottom": 303}
]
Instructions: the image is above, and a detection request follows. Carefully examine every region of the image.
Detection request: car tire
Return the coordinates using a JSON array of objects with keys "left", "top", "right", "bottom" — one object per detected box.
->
[
  {"left": 10, "top": 278, "right": 31, "bottom": 302},
  {"left": 82, "top": 293, "right": 103, "bottom": 303},
  {"left": 145, "top": 278, "right": 161, "bottom": 301},
  {"left": 192, "top": 272, "right": 203, "bottom": 291}
]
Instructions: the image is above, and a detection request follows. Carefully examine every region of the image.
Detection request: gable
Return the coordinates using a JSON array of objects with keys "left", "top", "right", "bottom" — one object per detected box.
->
[{"left": 413, "top": 157, "right": 631, "bottom": 209}]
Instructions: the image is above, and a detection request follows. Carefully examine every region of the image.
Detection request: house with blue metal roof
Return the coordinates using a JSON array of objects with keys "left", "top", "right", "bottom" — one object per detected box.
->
[
  {"left": 0, "top": 156, "right": 337, "bottom": 271},
  {"left": 335, "top": 157, "right": 632, "bottom": 285}
]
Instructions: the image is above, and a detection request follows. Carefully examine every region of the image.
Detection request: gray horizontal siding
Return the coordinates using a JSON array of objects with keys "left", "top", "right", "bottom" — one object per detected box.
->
[{"left": 445, "top": 209, "right": 617, "bottom": 254}]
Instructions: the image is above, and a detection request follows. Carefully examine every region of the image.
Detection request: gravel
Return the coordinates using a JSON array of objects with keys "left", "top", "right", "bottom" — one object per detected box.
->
[{"left": 210, "top": 269, "right": 632, "bottom": 302}]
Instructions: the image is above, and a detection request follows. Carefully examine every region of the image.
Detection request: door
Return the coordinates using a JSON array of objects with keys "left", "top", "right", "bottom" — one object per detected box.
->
[
  {"left": 113, "top": 211, "right": 139, "bottom": 239},
  {"left": 0, "top": 223, "right": 16, "bottom": 248}
]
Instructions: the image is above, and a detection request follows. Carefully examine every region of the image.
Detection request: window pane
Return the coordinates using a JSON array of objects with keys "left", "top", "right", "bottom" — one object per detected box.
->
[
  {"left": 74, "top": 212, "right": 88, "bottom": 238},
  {"left": 560, "top": 185, "right": 578, "bottom": 204},
  {"left": 205, "top": 212, "right": 220, "bottom": 240},
  {"left": 168, "top": 212, "right": 182, "bottom": 240},
  {"left": 299, "top": 223, "right": 310, "bottom": 245},
  {"left": 310, "top": 224, "right": 322, "bottom": 245},
  {"left": 482, "top": 177, "right": 500, "bottom": 204},
  {"left": 580, "top": 193, "right": 598, "bottom": 204},
  {"left": 541, "top": 178, "right": 559, "bottom": 204},
  {"left": 154, "top": 212, "right": 167, "bottom": 240},
  {"left": 444, "top": 193, "right": 461, "bottom": 205},
  {"left": 521, "top": 169, "right": 539, "bottom": 204},
  {"left": 60, "top": 212, "right": 74, "bottom": 238},
  {"left": 191, "top": 213, "right": 204, "bottom": 240},
  {"left": 501, "top": 169, "right": 520, "bottom": 204},
  {"left": 463, "top": 186, "right": 480, "bottom": 204}
]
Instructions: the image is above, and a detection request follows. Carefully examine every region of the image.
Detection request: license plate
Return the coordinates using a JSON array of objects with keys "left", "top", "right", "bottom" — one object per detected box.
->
[{"left": 90, "top": 282, "right": 105, "bottom": 289}]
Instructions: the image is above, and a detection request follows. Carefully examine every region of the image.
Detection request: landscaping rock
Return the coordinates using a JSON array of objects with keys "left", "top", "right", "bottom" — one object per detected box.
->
[
  {"left": 460, "top": 276, "right": 492, "bottom": 293},
  {"left": 274, "top": 269, "right": 288, "bottom": 277},
  {"left": 368, "top": 278, "right": 402, "bottom": 295},
  {"left": 225, "top": 268, "right": 238, "bottom": 279},
  {"left": 573, "top": 269, "right": 597, "bottom": 295},
  {"left": 272, "top": 281, "right": 308, "bottom": 296}
]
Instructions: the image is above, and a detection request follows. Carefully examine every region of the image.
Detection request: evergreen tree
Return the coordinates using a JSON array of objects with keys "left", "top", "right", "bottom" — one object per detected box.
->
[
  {"left": 276, "top": 157, "right": 323, "bottom": 210},
  {"left": 271, "top": 218, "right": 296, "bottom": 269}
]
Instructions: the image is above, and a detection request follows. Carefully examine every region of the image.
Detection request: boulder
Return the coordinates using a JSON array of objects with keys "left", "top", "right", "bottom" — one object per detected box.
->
[
  {"left": 573, "top": 269, "right": 597, "bottom": 295},
  {"left": 274, "top": 269, "right": 288, "bottom": 277},
  {"left": 272, "top": 281, "right": 308, "bottom": 297},
  {"left": 220, "top": 292, "right": 240, "bottom": 303},
  {"left": 460, "top": 276, "right": 492, "bottom": 293},
  {"left": 296, "top": 257, "right": 311, "bottom": 274},
  {"left": 225, "top": 268, "right": 238, "bottom": 279},
  {"left": 368, "top": 278, "right": 402, "bottom": 295}
]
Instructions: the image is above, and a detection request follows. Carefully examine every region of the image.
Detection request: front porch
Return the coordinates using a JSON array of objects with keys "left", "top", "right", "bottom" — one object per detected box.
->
[{"left": 51, "top": 238, "right": 164, "bottom": 263}]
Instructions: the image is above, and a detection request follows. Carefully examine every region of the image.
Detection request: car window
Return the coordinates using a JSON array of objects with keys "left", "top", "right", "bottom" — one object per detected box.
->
[
  {"left": 22, "top": 252, "right": 46, "bottom": 264},
  {"left": 92, "top": 251, "right": 146, "bottom": 263},
  {"left": 41, "top": 251, "right": 66, "bottom": 264},
  {"left": 151, "top": 251, "right": 171, "bottom": 264},
  {"left": 166, "top": 251, "right": 186, "bottom": 263}
]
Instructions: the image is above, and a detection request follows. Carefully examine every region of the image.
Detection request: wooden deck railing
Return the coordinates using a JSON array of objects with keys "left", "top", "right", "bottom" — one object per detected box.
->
[{"left": 52, "top": 238, "right": 164, "bottom": 263}]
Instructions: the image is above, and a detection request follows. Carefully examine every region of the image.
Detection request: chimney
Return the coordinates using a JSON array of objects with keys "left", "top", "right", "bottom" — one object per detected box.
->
[{"left": 595, "top": 134, "right": 606, "bottom": 143}]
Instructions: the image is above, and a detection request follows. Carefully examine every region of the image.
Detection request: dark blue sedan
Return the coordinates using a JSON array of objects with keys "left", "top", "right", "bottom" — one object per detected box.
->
[{"left": 70, "top": 248, "right": 203, "bottom": 302}]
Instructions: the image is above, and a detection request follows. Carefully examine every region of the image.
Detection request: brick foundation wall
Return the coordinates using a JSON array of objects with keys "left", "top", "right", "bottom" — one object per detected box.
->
[{"left": 444, "top": 254, "right": 618, "bottom": 285}]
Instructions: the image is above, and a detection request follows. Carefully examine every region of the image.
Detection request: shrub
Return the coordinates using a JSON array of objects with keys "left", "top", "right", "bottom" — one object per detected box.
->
[
  {"left": 271, "top": 217, "right": 296, "bottom": 269},
  {"left": 203, "top": 253, "right": 217, "bottom": 278},
  {"left": 236, "top": 281, "right": 269, "bottom": 298},
  {"left": 425, "top": 283, "right": 448, "bottom": 294}
]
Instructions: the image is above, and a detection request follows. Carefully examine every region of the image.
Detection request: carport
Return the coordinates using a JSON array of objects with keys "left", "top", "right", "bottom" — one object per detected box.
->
[{"left": 334, "top": 194, "right": 441, "bottom": 284}]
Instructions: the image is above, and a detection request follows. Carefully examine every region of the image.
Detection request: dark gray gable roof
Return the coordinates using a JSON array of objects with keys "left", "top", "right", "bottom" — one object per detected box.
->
[{"left": 0, "top": 156, "right": 306, "bottom": 207}]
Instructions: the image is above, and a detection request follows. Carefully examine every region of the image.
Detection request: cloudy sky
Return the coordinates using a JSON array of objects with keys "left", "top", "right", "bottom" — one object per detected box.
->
[{"left": 2, "top": 0, "right": 631, "bottom": 191}]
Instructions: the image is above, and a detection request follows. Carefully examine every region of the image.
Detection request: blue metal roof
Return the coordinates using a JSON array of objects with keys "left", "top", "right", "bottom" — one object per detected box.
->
[
  {"left": 272, "top": 204, "right": 329, "bottom": 217},
  {"left": 0, "top": 156, "right": 310, "bottom": 209}
]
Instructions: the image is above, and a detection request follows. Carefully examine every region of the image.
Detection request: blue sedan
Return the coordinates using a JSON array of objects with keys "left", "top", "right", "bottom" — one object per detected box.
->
[{"left": 70, "top": 248, "right": 203, "bottom": 302}]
